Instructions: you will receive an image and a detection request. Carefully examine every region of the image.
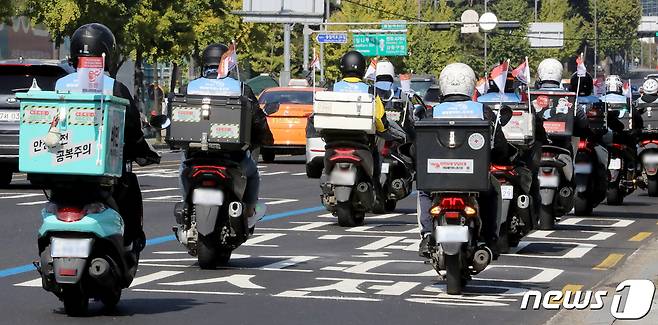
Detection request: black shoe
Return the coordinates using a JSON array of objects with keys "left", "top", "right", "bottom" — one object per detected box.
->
[{"left": 418, "top": 234, "right": 433, "bottom": 258}]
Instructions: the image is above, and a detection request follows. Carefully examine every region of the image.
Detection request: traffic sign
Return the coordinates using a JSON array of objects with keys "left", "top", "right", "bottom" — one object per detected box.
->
[
  {"left": 353, "top": 33, "right": 407, "bottom": 56},
  {"left": 381, "top": 20, "right": 407, "bottom": 30},
  {"left": 316, "top": 33, "right": 348, "bottom": 44}
]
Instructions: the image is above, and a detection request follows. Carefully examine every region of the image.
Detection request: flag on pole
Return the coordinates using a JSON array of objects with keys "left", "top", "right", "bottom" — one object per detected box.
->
[
  {"left": 311, "top": 47, "right": 321, "bottom": 71},
  {"left": 490, "top": 60, "right": 510, "bottom": 94},
  {"left": 364, "top": 58, "right": 378, "bottom": 81},
  {"left": 218, "top": 41, "right": 237, "bottom": 79},
  {"left": 576, "top": 53, "right": 587, "bottom": 77},
  {"left": 512, "top": 58, "right": 530, "bottom": 84},
  {"left": 475, "top": 77, "right": 489, "bottom": 95},
  {"left": 623, "top": 80, "right": 632, "bottom": 99}
]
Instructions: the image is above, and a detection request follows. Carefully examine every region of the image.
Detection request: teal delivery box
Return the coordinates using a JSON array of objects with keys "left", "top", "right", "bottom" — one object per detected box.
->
[{"left": 17, "top": 90, "right": 128, "bottom": 177}]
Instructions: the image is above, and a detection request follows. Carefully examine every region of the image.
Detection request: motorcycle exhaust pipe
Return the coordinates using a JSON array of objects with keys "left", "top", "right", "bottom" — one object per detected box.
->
[
  {"left": 472, "top": 245, "right": 492, "bottom": 273},
  {"left": 228, "top": 202, "right": 246, "bottom": 236},
  {"left": 88, "top": 258, "right": 116, "bottom": 288},
  {"left": 355, "top": 182, "right": 374, "bottom": 209}
]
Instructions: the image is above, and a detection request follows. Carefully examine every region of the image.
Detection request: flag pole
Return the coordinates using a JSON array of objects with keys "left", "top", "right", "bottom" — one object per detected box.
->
[
  {"left": 233, "top": 40, "right": 240, "bottom": 81},
  {"left": 575, "top": 52, "right": 583, "bottom": 117},
  {"left": 525, "top": 56, "right": 532, "bottom": 114}
]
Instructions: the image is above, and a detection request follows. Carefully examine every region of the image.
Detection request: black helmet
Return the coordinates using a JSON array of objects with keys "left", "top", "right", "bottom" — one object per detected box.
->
[
  {"left": 70, "top": 23, "right": 116, "bottom": 71},
  {"left": 569, "top": 72, "right": 594, "bottom": 96},
  {"left": 340, "top": 51, "right": 366, "bottom": 78},
  {"left": 202, "top": 44, "right": 228, "bottom": 69}
]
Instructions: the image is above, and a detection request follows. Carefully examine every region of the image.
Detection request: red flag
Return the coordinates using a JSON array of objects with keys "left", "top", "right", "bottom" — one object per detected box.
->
[
  {"left": 218, "top": 42, "right": 237, "bottom": 79},
  {"left": 310, "top": 48, "right": 321, "bottom": 71},
  {"left": 512, "top": 58, "right": 530, "bottom": 84},
  {"left": 490, "top": 60, "right": 509, "bottom": 94},
  {"left": 364, "top": 58, "right": 377, "bottom": 80},
  {"left": 623, "top": 80, "right": 632, "bottom": 99},
  {"left": 475, "top": 77, "right": 489, "bottom": 95},
  {"left": 576, "top": 53, "right": 586, "bottom": 77}
]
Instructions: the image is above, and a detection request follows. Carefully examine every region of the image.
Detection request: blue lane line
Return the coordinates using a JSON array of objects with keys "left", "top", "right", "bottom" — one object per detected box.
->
[{"left": 0, "top": 204, "right": 326, "bottom": 279}]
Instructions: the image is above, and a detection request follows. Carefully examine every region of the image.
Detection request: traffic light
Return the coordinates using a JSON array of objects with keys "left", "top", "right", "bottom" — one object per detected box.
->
[{"left": 428, "top": 23, "right": 453, "bottom": 31}]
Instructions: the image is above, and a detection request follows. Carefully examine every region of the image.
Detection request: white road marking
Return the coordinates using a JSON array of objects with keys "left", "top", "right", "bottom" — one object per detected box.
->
[
  {"left": 260, "top": 171, "right": 288, "bottom": 176},
  {"left": 291, "top": 172, "right": 307, "bottom": 176},
  {"left": 244, "top": 233, "right": 286, "bottom": 247},
  {"left": 143, "top": 195, "right": 182, "bottom": 202},
  {"left": 528, "top": 230, "right": 615, "bottom": 241},
  {"left": 558, "top": 217, "right": 634, "bottom": 228},
  {"left": 0, "top": 193, "right": 42, "bottom": 199},
  {"left": 16, "top": 200, "right": 49, "bottom": 206},
  {"left": 263, "top": 198, "right": 298, "bottom": 205},
  {"left": 160, "top": 274, "right": 265, "bottom": 289},
  {"left": 141, "top": 187, "right": 179, "bottom": 193},
  {"left": 129, "top": 270, "right": 184, "bottom": 288},
  {"left": 14, "top": 278, "right": 42, "bottom": 287},
  {"left": 132, "top": 288, "right": 243, "bottom": 296},
  {"left": 505, "top": 241, "right": 596, "bottom": 259}
]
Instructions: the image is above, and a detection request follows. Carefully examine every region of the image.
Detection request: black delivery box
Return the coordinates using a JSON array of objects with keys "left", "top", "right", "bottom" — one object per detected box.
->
[
  {"left": 166, "top": 94, "right": 252, "bottom": 151},
  {"left": 415, "top": 118, "right": 491, "bottom": 192},
  {"left": 530, "top": 91, "right": 576, "bottom": 138},
  {"left": 637, "top": 102, "right": 658, "bottom": 132}
]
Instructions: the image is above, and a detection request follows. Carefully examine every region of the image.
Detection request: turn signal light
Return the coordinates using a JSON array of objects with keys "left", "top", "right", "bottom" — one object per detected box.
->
[
  {"left": 430, "top": 206, "right": 441, "bottom": 216},
  {"left": 464, "top": 206, "right": 477, "bottom": 216}
]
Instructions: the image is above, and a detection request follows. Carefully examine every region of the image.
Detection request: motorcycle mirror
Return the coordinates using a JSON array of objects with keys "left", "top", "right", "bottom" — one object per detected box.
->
[
  {"left": 264, "top": 102, "right": 280, "bottom": 115},
  {"left": 413, "top": 104, "right": 427, "bottom": 120},
  {"left": 149, "top": 114, "right": 171, "bottom": 130},
  {"left": 499, "top": 105, "right": 513, "bottom": 126}
]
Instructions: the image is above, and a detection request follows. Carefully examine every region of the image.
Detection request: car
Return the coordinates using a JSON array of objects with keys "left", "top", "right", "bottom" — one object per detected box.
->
[
  {"left": 423, "top": 85, "right": 441, "bottom": 108},
  {"left": 0, "top": 59, "right": 74, "bottom": 186},
  {"left": 259, "top": 86, "right": 323, "bottom": 163},
  {"left": 394, "top": 74, "right": 436, "bottom": 97}
]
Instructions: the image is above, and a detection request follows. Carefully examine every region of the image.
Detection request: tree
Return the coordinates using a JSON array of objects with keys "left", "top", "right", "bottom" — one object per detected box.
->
[
  {"left": 588, "top": 0, "right": 641, "bottom": 72},
  {"left": 487, "top": 0, "right": 532, "bottom": 73}
]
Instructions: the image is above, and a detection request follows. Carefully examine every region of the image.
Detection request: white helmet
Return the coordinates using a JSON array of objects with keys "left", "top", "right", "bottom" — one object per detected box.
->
[
  {"left": 605, "top": 75, "right": 623, "bottom": 93},
  {"left": 537, "top": 58, "right": 563, "bottom": 84},
  {"left": 375, "top": 61, "right": 395, "bottom": 78},
  {"left": 439, "top": 63, "right": 476, "bottom": 97},
  {"left": 643, "top": 78, "right": 658, "bottom": 95}
]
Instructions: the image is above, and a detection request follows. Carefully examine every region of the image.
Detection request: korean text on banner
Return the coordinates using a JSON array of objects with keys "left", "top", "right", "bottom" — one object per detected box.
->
[{"left": 77, "top": 57, "right": 104, "bottom": 93}]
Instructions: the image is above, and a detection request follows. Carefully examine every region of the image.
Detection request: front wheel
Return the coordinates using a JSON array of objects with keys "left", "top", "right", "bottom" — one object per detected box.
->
[
  {"left": 62, "top": 286, "right": 89, "bottom": 317},
  {"left": 538, "top": 205, "right": 555, "bottom": 230},
  {"left": 0, "top": 169, "right": 12, "bottom": 187},
  {"left": 336, "top": 202, "right": 364, "bottom": 227},
  {"left": 445, "top": 253, "right": 463, "bottom": 295},
  {"left": 649, "top": 177, "right": 658, "bottom": 197},
  {"left": 606, "top": 186, "right": 624, "bottom": 205}
]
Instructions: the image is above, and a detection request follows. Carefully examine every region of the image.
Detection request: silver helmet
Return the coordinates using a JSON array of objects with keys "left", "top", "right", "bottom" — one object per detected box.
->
[
  {"left": 537, "top": 58, "right": 563, "bottom": 84},
  {"left": 439, "top": 63, "right": 476, "bottom": 97}
]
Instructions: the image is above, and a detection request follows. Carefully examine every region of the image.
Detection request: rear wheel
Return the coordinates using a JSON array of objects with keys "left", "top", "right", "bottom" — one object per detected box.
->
[
  {"left": 336, "top": 202, "right": 364, "bottom": 227},
  {"left": 497, "top": 223, "right": 511, "bottom": 254},
  {"left": 649, "top": 177, "right": 658, "bottom": 197},
  {"left": 215, "top": 247, "right": 232, "bottom": 266},
  {"left": 445, "top": 253, "right": 463, "bottom": 295},
  {"left": 100, "top": 287, "right": 121, "bottom": 309},
  {"left": 538, "top": 205, "right": 555, "bottom": 230},
  {"left": 606, "top": 186, "right": 624, "bottom": 205},
  {"left": 0, "top": 169, "right": 12, "bottom": 187},
  {"left": 262, "top": 151, "right": 275, "bottom": 163},
  {"left": 574, "top": 195, "right": 593, "bottom": 216},
  {"left": 62, "top": 286, "right": 88, "bottom": 317},
  {"left": 384, "top": 199, "right": 397, "bottom": 212},
  {"left": 197, "top": 235, "right": 217, "bottom": 269}
]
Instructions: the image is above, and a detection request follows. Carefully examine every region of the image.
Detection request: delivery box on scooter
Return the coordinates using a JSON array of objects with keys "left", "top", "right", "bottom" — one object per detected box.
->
[
  {"left": 530, "top": 91, "right": 576, "bottom": 138},
  {"left": 166, "top": 94, "right": 252, "bottom": 151},
  {"left": 637, "top": 102, "right": 658, "bottom": 131},
  {"left": 313, "top": 91, "right": 376, "bottom": 134},
  {"left": 415, "top": 119, "right": 491, "bottom": 192},
  {"left": 17, "top": 90, "right": 127, "bottom": 177},
  {"left": 491, "top": 103, "right": 535, "bottom": 147}
]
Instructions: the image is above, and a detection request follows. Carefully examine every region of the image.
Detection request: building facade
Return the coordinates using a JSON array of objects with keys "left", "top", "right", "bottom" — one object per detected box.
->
[{"left": 643, "top": 0, "right": 658, "bottom": 16}]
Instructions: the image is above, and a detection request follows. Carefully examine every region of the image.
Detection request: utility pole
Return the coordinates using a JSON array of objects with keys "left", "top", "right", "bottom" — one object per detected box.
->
[
  {"left": 320, "top": 0, "right": 329, "bottom": 82},
  {"left": 484, "top": 0, "right": 488, "bottom": 72},
  {"left": 282, "top": 23, "right": 291, "bottom": 86},
  {"left": 303, "top": 24, "right": 309, "bottom": 72},
  {"left": 417, "top": 0, "right": 421, "bottom": 20},
  {"left": 594, "top": 0, "right": 598, "bottom": 75},
  {"left": 534, "top": 0, "right": 538, "bottom": 22}
]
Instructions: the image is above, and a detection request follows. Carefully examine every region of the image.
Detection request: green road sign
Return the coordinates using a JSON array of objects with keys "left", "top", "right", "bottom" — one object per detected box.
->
[
  {"left": 353, "top": 33, "right": 407, "bottom": 57},
  {"left": 381, "top": 20, "right": 407, "bottom": 30}
]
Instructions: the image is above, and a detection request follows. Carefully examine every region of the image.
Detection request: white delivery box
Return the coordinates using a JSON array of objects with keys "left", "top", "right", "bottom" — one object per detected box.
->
[
  {"left": 313, "top": 91, "right": 376, "bottom": 134},
  {"left": 499, "top": 104, "right": 535, "bottom": 146}
]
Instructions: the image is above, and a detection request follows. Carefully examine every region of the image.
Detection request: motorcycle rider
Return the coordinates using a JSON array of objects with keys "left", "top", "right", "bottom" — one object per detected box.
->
[
  {"left": 178, "top": 43, "right": 273, "bottom": 228},
  {"left": 418, "top": 62, "right": 510, "bottom": 258},
  {"left": 602, "top": 75, "right": 640, "bottom": 154},
  {"left": 54, "top": 23, "right": 161, "bottom": 251},
  {"left": 373, "top": 60, "right": 411, "bottom": 141}
]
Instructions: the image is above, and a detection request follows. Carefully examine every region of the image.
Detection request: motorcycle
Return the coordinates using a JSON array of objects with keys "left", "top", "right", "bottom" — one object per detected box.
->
[
  {"left": 537, "top": 144, "right": 575, "bottom": 230},
  {"left": 573, "top": 138, "right": 609, "bottom": 215},
  {"left": 607, "top": 142, "right": 638, "bottom": 204},
  {"left": 490, "top": 149, "right": 534, "bottom": 253},
  {"left": 638, "top": 133, "right": 658, "bottom": 197},
  {"left": 33, "top": 115, "right": 167, "bottom": 316}
]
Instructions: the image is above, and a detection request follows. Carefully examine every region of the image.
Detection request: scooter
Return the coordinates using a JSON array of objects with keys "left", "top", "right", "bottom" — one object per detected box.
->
[
  {"left": 607, "top": 142, "right": 637, "bottom": 204},
  {"left": 537, "top": 144, "right": 575, "bottom": 230},
  {"left": 638, "top": 133, "right": 658, "bottom": 197},
  {"left": 574, "top": 138, "right": 609, "bottom": 215},
  {"left": 174, "top": 151, "right": 265, "bottom": 269}
]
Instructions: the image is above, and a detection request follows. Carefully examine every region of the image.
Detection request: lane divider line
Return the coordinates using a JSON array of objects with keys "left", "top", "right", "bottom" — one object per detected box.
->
[
  {"left": 550, "top": 284, "right": 584, "bottom": 304},
  {"left": 0, "top": 204, "right": 325, "bottom": 278},
  {"left": 593, "top": 253, "right": 624, "bottom": 271},
  {"left": 629, "top": 232, "right": 652, "bottom": 242}
]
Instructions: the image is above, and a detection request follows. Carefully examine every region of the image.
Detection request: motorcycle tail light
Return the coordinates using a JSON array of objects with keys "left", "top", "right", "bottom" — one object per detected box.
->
[
  {"left": 329, "top": 148, "right": 361, "bottom": 162},
  {"left": 512, "top": 111, "right": 523, "bottom": 116},
  {"left": 542, "top": 152, "right": 555, "bottom": 158},
  {"left": 380, "top": 142, "right": 391, "bottom": 156},
  {"left": 202, "top": 180, "right": 217, "bottom": 187},
  {"left": 191, "top": 165, "right": 227, "bottom": 179},
  {"left": 56, "top": 207, "right": 86, "bottom": 222},
  {"left": 59, "top": 268, "right": 77, "bottom": 276},
  {"left": 578, "top": 139, "right": 588, "bottom": 150},
  {"left": 440, "top": 197, "right": 466, "bottom": 210},
  {"left": 444, "top": 211, "right": 461, "bottom": 219}
]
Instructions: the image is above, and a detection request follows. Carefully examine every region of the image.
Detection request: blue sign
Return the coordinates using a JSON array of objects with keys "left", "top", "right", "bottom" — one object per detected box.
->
[{"left": 316, "top": 33, "right": 348, "bottom": 44}]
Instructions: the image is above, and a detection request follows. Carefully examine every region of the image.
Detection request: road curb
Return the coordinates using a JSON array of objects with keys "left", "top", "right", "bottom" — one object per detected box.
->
[{"left": 546, "top": 237, "right": 658, "bottom": 325}]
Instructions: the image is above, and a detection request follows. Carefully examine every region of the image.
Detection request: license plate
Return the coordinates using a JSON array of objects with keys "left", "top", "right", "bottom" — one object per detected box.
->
[
  {"left": 436, "top": 225, "right": 469, "bottom": 243},
  {"left": 330, "top": 169, "right": 356, "bottom": 186},
  {"left": 50, "top": 238, "right": 92, "bottom": 258},
  {"left": 0, "top": 111, "right": 19, "bottom": 122},
  {"left": 381, "top": 163, "right": 390, "bottom": 174},
  {"left": 644, "top": 155, "right": 658, "bottom": 164},
  {"left": 193, "top": 188, "right": 224, "bottom": 205},
  {"left": 538, "top": 175, "right": 559, "bottom": 188},
  {"left": 608, "top": 158, "right": 622, "bottom": 170},
  {"left": 501, "top": 185, "right": 514, "bottom": 200},
  {"left": 575, "top": 163, "right": 592, "bottom": 174}
]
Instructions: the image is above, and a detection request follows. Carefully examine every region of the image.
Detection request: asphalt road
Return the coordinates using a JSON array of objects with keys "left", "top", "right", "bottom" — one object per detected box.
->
[{"left": 0, "top": 151, "right": 657, "bottom": 324}]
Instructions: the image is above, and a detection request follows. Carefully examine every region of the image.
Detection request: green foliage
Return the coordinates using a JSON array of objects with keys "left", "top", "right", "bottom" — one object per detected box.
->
[
  {"left": 487, "top": 0, "right": 531, "bottom": 73},
  {"left": 589, "top": 0, "right": 642, "bottom": 59},
  {"left": 535, "top": 0, "right": 591, "bottom": 65}
]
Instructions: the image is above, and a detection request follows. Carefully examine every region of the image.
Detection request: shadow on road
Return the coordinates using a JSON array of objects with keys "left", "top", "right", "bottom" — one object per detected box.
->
[{"left": 54, "top": 298, "right": 206, "bottom": 317}]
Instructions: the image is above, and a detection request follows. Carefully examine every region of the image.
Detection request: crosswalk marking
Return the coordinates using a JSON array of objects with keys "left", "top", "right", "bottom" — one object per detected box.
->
[
  {"left": 129, "top": 270, "right": 184, "bottom": 288},
  {"left": 260, "top": 171, "right": 288, "bottom": 176},
  {"left": 0, "top": 193, "right": 42, "bottom": 199},
  {"left": 14, "top": 278, "right": 42, "bottom": 287},
  {"left": 264, "top": 198, "right": 298, "bottom": 205},
  {"left": 141, "top": 187, "right": 179, "bottom": 193},
  {"left": 16, "top": 200, "right": 48, "bottom": 206}
]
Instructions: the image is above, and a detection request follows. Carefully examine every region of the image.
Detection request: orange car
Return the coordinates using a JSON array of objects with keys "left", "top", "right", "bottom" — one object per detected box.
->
[{"left": 258, "top": 86, "right": 324, "bottom": 162}]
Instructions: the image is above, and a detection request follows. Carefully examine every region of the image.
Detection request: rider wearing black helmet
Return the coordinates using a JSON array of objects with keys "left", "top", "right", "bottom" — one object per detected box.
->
[{"left": 55, "top": 23, "right": 160, "bottom": 251}]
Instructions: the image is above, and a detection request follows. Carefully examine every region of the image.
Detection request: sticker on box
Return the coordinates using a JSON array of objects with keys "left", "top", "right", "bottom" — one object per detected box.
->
[
  {"left": 427, "top": 159, "right": 474, "bottom": 174},
  {"left": 468, "top": 133, "right": 485, "bottom": 150},
  {"left": 385, "top": 110, "right": 401, "bottom": 122},
  {"left": 68, "top": 108, "right": 99, "bottom": 125},
  {"left": 172, "top": 107, "right": 201, "bottom": 122},
  {"left": 54, "top": 142, "right": 94, "bottom": 165},
  {"left": 543, "top": 121, "right": 566, "bottom": 133},
  {"left": 22, "top": 106, "right": 58, "bottom": 124},
  {"left": 210, "top": 124, "right": 240, "bottom": 139}
]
